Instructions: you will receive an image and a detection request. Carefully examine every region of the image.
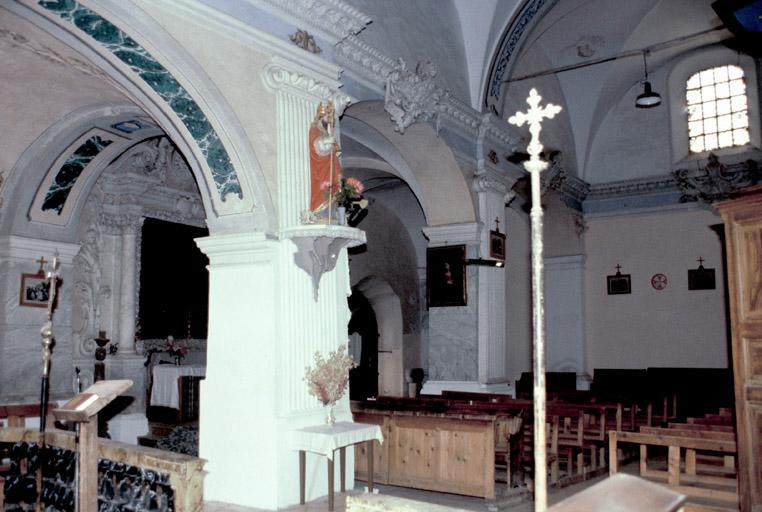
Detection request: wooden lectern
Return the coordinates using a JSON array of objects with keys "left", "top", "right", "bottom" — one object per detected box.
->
[{"left": 52, "top": 379, "right": 132, "bottom": 512}]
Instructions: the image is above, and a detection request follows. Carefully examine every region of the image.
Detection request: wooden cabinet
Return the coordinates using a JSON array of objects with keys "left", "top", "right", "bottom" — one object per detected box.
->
[{"left": 716, "top": 185, "right": 762, "bottom": 512}]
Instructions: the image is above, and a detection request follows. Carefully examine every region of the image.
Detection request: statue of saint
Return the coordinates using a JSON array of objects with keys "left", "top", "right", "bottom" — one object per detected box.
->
[{"left": 309, "top": 101, "right": 342, "bottom": 215}]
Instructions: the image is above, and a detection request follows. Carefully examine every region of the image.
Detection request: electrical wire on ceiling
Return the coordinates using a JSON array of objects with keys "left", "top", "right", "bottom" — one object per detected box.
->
[{"left": 502, "top": 25, "right": 727, "bottom": 83}]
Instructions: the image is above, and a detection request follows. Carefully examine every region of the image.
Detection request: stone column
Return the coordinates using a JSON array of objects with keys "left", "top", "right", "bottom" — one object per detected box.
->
[{"left": 118, "top": 219, "right": 141, "bottom": 354}]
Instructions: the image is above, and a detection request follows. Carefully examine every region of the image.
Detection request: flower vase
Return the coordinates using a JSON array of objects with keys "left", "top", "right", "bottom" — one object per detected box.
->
[
  {"left": 325, "top": 402, "right": 336, "bottom": 426},
  {"left": 337, "top": 206, "right": 346, "bottom": 226},
  {"left": 174, "top": 355, "right": 181, "bottom": 366}
]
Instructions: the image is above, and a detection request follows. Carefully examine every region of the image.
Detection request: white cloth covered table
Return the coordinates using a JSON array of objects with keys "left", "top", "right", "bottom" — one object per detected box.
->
[
  {"left": 149, "top": 364, "right": 205, "bottom": 409},
  {"left": 290, "top": 421, "right": 383, "bottom": 460},
  {"left": 291, "top": 421, "right": 384, "bottom": 510}
]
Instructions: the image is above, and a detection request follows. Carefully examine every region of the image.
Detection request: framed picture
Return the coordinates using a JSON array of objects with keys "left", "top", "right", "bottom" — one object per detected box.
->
[
  {"left": 490, "top": 230, "right": 506, "bottom": 261},
  {"left": 607, "top": 273, "right": 631, "bottom": 295},
  {"left": 427, "top": 245, "right": 467, "bottom": 307},
  {"left": 20, "top": 272, "right": 50, "bottom": 307},
  {"left": 688, "top": 267, "right": 716, "bottom": 290}
]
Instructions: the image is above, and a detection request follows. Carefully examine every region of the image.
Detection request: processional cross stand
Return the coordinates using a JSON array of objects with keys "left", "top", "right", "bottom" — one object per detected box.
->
[
  {"left": 508, "top": 88, "right": 561, "bottom": 512},
  {"left": 37, "top": 254, "right": 61, "bottom": 512}
]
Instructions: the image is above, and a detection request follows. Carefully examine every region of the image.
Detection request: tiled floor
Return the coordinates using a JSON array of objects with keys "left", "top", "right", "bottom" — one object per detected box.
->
[{"left": 204, "top": 465, "right": 624, "bottom": 512}]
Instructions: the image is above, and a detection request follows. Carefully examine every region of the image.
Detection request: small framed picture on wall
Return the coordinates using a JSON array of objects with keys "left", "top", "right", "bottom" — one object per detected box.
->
[
  {"left": 427, "top": 245, "right": 467, "bottom": 307},
  {"left": 19, "top": 272, "right": 50, "bottom": 308},
  {"left": 607, "top": 265, "right": 631, "bottom": 295}
]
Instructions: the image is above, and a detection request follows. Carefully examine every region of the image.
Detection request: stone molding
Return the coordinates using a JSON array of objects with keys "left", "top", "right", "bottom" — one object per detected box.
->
[
  {"left": 335, "top": 36, "right": 517, "bottom": 152},
  {"left": 0, "top": 236, "right": 80, "bottom": 264},
  {"left": 422, "top": 222, "right": 481, "bottom": 247},
  {"left": 542, "top": 157, "right": 590, "bottom": 204},
  {"left": 586, "top": 175, "right": 678, "bottom": 200},
  {"left": 262, "top": 58, "right": 352, "bottom": 112},
  {"left": 253, "top": 0, "right": 371, "bottom": 42},
  {"left": 472, "top": 174, "right": 508, "bottom": 195},
  {"left": 195, "top": 232, "right": 276, "bottom": 268}
]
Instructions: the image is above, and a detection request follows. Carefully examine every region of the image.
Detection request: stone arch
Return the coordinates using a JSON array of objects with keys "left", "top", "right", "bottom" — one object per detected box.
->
[
  {"left": 354, "top": 275, "right": 405, "bottom": 396},
  {"left": 342, "top": 101, "right": 476, "bottom": 226},
  {"left": 9, "top": 0, "right": 274, "bottom": 234}
]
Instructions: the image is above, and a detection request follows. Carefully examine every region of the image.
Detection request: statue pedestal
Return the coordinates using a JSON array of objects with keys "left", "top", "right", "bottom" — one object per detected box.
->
[{"left": 282, "top": 225, "right": 366, "bottom": 300}]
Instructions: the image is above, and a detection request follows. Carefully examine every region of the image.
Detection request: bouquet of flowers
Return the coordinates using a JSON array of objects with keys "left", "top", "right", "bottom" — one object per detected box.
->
[
  {"left": 304, "top": 345, "right": 356, "bottom": 406},
  {"left": 166, "top": 336, "right": 189, "bottom": 361},
  {"left": 333, "top": 177, "right": 364, "bottom": 209}
]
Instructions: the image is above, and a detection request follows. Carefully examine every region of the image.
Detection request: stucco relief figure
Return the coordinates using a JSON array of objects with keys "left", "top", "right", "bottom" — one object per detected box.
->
[
  {"left": 73, "top": 226, "right": 111, "bottom": 354},
  {"left": 309, "top": 101, "right": 342, "bottom": 216}
]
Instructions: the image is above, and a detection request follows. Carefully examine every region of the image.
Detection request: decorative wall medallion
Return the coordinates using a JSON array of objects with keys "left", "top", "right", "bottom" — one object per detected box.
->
[{"left": 651, "top": 273, "right": 668, "bottom": 291}]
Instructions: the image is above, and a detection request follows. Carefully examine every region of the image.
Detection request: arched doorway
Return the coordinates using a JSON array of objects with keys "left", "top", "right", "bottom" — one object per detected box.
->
[{"left": 348, "top": 290, "right": 378, "bottom": 400}]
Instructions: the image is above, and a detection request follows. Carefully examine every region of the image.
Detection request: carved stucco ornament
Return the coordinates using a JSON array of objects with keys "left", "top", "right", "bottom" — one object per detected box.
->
[
  {"left": 673, "top": 153, "right": 760, "bottom": 203},
  {"left": 384, "top": 58, "right": 449, "bottom": 134},
  {"left": 289, "top": 29, "right": 321, "bottom": 54}
]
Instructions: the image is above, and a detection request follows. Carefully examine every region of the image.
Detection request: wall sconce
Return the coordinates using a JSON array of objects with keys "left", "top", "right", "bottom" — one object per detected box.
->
[{"left": 464, "top": 258, "right": 504, "bottom": 268}]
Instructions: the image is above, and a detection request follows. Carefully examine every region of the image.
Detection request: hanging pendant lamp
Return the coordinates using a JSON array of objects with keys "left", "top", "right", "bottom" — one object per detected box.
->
[{"left": 636, "top": 50, "right": 661, "bottom": 108}]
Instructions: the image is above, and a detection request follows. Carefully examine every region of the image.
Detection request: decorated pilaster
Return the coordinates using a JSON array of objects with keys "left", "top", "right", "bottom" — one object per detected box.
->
[
  {"left": 118, "top": 218, "right": 141, "bottom": 354},
  {"left": 472, "top": 176, "right": 511, "bottom": 386},
  {"left": 195, "top": 53, "right": 362, "bottom": 510}
]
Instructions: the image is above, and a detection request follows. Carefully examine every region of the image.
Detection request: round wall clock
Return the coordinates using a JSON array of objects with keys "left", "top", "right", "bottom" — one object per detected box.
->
[{"left": 651, "top": 273, "right": 668, "bottom": 290}]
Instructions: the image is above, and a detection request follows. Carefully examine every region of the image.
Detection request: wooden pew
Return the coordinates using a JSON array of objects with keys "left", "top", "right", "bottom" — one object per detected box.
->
[{"left": 609, "top": 430, "right": 738, "bottom": 508}]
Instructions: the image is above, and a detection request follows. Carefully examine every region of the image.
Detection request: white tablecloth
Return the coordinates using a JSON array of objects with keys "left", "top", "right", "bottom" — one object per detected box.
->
[
  {"left": 150, "top": 364, "right": 205, "bottom": 409},
  {"left": 291, "top": 421, "right": 383, "bottom": 460}
]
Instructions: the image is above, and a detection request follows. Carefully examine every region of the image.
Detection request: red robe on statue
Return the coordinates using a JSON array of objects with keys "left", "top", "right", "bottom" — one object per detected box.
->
[{"left": 309, "top": 115, "right": 341, "bottom": 213}]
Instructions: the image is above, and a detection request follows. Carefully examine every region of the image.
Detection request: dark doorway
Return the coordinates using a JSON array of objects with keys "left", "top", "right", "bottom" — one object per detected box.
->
[
  {"left": 138, "top": 218, "right": 209, "bottom": 339},
  {"left": 348, "top": 291, "right": 378, "bottom": 400}
]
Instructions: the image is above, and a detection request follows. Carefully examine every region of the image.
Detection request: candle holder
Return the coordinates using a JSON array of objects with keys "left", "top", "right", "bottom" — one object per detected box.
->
[{"left": 94, "top": 330, "right": 110, "bottom": 382}]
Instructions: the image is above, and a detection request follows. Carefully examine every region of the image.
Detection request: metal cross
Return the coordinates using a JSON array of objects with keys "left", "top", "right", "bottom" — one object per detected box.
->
[
  {"left": 494, "top": 217, "right": 501, "bottom": 233},
  {"left": 697, "top": 257, "right": 704, "bottom": 267},
  {"left": 508, "top": 88, "right": 562, "bottom": 172},
  {"left": 507, "top": 89, "right": 562, "bottom": 512},
  {"left": 616, "top": 264, "right": 622, "bottom": 273},
  {"left": 36, "top": 256, "right": 47, "bottom": 273}
]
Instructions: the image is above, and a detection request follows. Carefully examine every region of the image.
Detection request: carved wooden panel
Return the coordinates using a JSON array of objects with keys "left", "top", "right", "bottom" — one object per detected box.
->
[
  {"left": 739, "top": 224, "right": 762, "bottom": 321},
  {"left": 387, "top": 415, "right": 495, "bottom": 498},
  {"left": 716, "top": 186, "right": 762, "bottom": 512}
]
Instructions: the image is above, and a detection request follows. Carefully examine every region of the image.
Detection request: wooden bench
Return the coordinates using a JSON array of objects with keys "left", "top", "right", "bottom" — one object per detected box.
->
[{"left": 609, "top": 430, "right": 738, "bottom": 508}]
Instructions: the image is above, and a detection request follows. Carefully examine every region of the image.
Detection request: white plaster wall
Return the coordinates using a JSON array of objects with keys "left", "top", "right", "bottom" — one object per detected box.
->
[
  {"left": 504, "top": 206, "right": 532, "bottom": 383},
  {"left": 545, "top": 255, "right": 585, "bottom": 379},
  {"left": 0, "top": 10, "right": 129, "bottom": 178},
  {"left": 584, "top": 206, "right": 728, "bottom": 372}
]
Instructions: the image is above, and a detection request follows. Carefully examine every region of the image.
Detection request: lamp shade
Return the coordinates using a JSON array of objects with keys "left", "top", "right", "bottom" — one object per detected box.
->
[{"left": 636, "top": 81, "right": 662, "bottom": 108}]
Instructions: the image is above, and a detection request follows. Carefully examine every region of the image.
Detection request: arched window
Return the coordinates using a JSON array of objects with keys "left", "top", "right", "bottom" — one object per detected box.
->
[{"left": 686, "top": 64, "right": 749, "bottom": 153}]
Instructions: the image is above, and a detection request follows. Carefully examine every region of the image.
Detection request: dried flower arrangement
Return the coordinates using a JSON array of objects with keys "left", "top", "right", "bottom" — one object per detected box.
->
[{"left": 304, "top": 345, "right": 356, "bottom": 406}]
